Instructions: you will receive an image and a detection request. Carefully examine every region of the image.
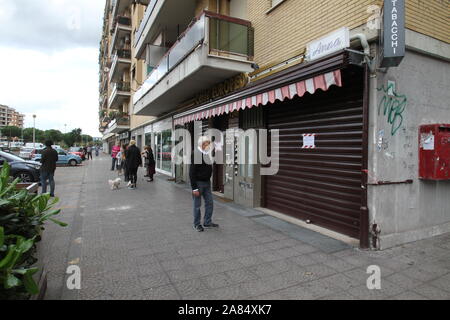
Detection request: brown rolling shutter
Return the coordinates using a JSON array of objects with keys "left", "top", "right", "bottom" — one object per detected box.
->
[{"left": 264, "top": 67, "right": 364, "bottom": 239}]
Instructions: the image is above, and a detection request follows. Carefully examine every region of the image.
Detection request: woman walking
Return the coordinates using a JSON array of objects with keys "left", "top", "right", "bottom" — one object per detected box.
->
[
  {"left": 125, "top": 140, "right": 142, "bottom": 189},
  {"left": 143, "top": 146, "right": 156, "bottom": 182}
]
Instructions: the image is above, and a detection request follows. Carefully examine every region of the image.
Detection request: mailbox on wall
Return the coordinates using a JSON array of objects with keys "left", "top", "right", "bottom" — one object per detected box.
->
[{"left": 419, "top": 124, "right": 450, "bottom": 180}]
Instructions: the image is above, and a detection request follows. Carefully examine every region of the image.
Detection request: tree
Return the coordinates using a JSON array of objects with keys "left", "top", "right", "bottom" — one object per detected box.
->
[
  {"left": 44, "top": 130, "right": 63, "bottom": 144},
  {"left": 0, "top": 126, "right": 21, "bottom": 139}
]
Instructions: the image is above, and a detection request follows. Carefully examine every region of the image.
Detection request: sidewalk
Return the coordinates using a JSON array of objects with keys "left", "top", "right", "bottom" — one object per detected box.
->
[{"left": 39, "top": 155, "right": 450, "bottom": 300}]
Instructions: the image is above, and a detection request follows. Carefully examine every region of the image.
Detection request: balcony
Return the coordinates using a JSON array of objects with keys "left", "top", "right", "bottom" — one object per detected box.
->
[
  {"left": 111, "top": 0, "right": 135, "bottom": 19},
  {"left": 108, "top": 117, "right": 130, "bottom": 134},
  {"left": 110, "top": 16, "right": 132, "bottom": 56},
  {"left": 133, "top": 11, "right": 255, "bottom": 117},
  {"left": 134, "top": 0, "right": 197, "bottom": 59},
  {"left": 108, "top": 81, "right": 131, "bottom": 110},
  {"left": 109, "top": 49, "right": 131, "bottom": 82}
]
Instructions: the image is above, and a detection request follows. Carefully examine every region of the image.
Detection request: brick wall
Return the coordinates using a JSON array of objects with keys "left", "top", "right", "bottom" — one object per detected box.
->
[{"left": 248, "top": 0, "right": 449, "bottom": 69}]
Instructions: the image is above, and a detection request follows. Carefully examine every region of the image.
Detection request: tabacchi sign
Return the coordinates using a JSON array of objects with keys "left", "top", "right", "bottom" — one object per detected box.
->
[
  {"left": 306, "top": 27, "right": 350, "bottom": 61},
  {"left": 380, "top": 0, "right": 405, "bottom": 67}
]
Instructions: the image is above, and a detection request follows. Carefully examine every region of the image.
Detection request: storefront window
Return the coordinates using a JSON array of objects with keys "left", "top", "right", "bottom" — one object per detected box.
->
[{"left": 155, "top": 129, "right": 172, "bottom": 174}]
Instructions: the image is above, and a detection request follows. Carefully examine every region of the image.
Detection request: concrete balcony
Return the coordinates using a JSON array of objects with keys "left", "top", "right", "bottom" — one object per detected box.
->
[
  {"left": 134, "top": 0, "right": 197, "bottom": 59},
  {"left": 108, "top": 117, "right": 130, "bottom": 134},
  {"left": 111, "top": 0, "right": 134, "bottom": 19},
  {"left": 110, "top": 16, "right": 132, "bottom": 56},
  {"left": 109, "top": 49, "right": 131, "bottom": 82},
  {"left": 108, "top": 81, "right": 131, "bottom": 110},
  {"left": 133, "top": 11, "right": 255, "bottom": 117}
]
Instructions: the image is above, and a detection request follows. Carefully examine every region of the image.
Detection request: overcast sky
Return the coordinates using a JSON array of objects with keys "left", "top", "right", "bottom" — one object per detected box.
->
[{"left": 0, "top": 0, "right": 106, "bottom": 137}]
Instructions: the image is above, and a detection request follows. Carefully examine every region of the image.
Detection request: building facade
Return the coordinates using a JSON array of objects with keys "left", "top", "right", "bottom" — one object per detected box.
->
[
  {"left": 0, "top": 104, "right": 25, "bottom": 128},
  {"left": 99, "top": 0, "right": 155, "bottom": 154},
  {"left": 102, "top": 0, "right": 450, "bottom": 249}
]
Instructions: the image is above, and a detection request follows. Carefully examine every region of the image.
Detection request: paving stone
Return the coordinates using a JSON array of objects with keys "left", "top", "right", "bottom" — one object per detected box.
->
[
  {"left": 429, "top": 275, "right": 450, "bottom": 292},
  {"left": 400, "top": 267, "right": 440, "bottom": 282},
  {"left": 174, "top": 278, "right": 210, "bottom": 298},
  {"left": 412, "top": 284, "right": 450, "bottom": 300},
  {"left": 202, "top": 273, "right": 233, "bottom": 289},
  {"left": 143, "top": 284, "right": 181, "bottom": 300},
  {"left": 385, "top": 273, "right": 422, "bottom": 290},
  {"left": 139, "top": 272, "right": 171, "bottom": 289},
  {"left": 321, "top": 273, "right": 363, "bottom": 290},
  {"left": 392, "top": 291, "right": 429, "bottom": 300}
]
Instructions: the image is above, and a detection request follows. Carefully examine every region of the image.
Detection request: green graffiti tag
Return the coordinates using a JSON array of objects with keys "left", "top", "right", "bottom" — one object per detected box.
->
[{"left": 377, "top": 83, "right": 407, "bottom": 136}]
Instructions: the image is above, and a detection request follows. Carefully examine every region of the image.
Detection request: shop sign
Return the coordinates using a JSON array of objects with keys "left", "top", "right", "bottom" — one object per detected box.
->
[
  {"left": 380, "top": 0, "right": 405, "bottom": 67},
  {"left": 306, "top": 27, "right": 350, "bottom": 61}
]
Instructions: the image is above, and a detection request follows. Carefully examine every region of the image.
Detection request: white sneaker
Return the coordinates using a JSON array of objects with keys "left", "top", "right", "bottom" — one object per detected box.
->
[{"left": 127, "top": 181, "right": 132, "bottom": 187}]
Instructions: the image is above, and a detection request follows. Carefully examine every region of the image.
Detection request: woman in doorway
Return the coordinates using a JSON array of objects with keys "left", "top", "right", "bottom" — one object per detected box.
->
[{"left": 143, "top": 146, "right": 156, "bottom": 182}]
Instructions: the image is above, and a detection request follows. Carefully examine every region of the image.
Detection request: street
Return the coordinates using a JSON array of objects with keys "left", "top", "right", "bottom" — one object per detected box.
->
[{"left": 38, "top": 154, "right": 450, "bottom": 300}]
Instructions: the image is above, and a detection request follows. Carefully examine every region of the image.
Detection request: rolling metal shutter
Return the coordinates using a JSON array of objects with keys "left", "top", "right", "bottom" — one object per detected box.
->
[{"left": 265, "top": 68, "right": 364, "bottom": 238}]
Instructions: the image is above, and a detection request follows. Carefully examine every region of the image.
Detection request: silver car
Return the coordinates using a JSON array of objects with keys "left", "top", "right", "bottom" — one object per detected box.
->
[{"left": 19, "top": 147, "right": 35, "bottom": 160}]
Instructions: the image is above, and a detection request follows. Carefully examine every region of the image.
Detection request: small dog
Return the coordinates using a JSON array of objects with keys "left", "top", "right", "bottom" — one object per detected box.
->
[{"left": 108, "top": 178, "right": 121, "bottom": 190}]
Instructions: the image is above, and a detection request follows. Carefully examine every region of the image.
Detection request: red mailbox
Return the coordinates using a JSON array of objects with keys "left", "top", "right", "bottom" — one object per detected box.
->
[{"left": 419, "top": 124, "right": 450, "bottom": 180}]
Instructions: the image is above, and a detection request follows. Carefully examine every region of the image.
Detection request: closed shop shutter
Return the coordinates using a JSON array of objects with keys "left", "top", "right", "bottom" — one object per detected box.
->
[{"left": 264, "top": 68, "right": 364, "bottom": 238}]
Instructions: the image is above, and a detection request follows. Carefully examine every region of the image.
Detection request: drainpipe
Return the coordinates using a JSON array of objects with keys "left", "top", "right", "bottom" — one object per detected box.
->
[{"left": 350, "top": 33, "right": 376, "bottom": 74}]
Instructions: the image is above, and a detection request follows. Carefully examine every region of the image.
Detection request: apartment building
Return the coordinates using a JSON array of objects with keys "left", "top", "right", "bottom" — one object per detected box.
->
[
  {"left": 107, "top": 0, "right": 450, "bottom": 249},
  {"left": 99, "top": 0, "right": 155, "bottom": 153},
  {"left": 0, "top": 104, "right": 25, "bottom": 128}
]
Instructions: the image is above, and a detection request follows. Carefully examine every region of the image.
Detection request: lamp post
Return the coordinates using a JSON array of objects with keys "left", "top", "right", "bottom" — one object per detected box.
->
[{"left": 33, "top": 114, "right": 36, "bottom": 149}]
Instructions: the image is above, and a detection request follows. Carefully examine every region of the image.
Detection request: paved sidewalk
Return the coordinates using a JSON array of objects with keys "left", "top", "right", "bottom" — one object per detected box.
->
[{"left": 40, "top": 155, "right": 450, "bottom": 300}]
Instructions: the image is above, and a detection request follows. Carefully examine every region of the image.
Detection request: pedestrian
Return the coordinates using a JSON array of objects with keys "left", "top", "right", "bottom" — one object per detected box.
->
[
  {"left": 111, "top": 143, "right": 120, "bottom": 171},
  {"left": 87, "top": 145, "right": 93, "bottom": 160},
  {"left": 40, "top": 140, "right": 58, "bottom": 197},
  {"left": 142, "top": 146, "right": 156, "bottom": 182},
  {"left": 122, "top": 144, "right": 129, "bottom": 182},
  {"left": 95, "top": 146, "right": 99, "bottom": 157},
  {"left": 125, "top": 140, "right": 142, "bottom": 189},
  {"left": 83, "top": 146, "right": 88, "bottom": 160},
  {"left": 116, "top": 148, "right": 123, "bottom": 176},
  {"left": 189, "top": 136, "right": 218, "bottom": 232}
]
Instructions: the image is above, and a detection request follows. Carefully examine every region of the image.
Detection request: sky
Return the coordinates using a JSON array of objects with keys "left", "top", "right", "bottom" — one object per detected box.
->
[{"left": 0, "top": 0, "right": 106, "bottom": 137}]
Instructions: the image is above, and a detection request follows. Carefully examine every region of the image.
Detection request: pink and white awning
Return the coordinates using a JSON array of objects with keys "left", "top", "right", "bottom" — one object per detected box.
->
[{"left": 174, "top": 70, "right": 342, "bottom": 126}]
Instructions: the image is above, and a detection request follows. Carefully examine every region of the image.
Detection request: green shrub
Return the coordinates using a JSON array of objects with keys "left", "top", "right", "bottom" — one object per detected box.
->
[{"left": 0, "top": 162, "right": 67, "bottom": 299}]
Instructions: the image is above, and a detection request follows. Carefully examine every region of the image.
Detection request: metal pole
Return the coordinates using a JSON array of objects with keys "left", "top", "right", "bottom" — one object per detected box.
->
[{"left": 33, "top": 115, "right": 36, "bottom": 149}]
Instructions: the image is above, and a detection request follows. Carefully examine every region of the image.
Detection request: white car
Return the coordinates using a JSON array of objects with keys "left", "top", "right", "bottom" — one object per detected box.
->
[{"left": 19, "top": 147, "right": 35, "bottom": 160}]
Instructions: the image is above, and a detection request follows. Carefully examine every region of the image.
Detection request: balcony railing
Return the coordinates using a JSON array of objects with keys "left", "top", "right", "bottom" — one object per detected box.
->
[
  {"left": 133, "top": 11, "right": 254, "bottom": 104},
  {"left": 116, "top": 49, "right": 131, "bottom": 59},
  {"left": 116, "top": 16, "right": 131, "bottom": 26},
  {"left": 113, "top": 81, "right": 131, "bottom": 92},
  {"left": 134, "top": 0, "right": 159, "bottom": 47}
]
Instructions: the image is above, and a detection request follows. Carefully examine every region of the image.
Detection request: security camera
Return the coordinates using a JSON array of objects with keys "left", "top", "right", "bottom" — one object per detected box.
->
[{"left": 251, "top": 63, "right": 260, "bottom": 70}]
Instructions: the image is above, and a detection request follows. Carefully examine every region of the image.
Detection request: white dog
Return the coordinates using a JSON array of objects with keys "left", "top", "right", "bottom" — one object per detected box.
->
[{"left": 108, "top": 178, "right": 121, "bottom": 190}]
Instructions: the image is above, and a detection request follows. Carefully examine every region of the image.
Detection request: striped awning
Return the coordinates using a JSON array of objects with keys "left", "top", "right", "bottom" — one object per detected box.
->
[{"left": 174, "top": 70, "right": 342, "bottom": 126}]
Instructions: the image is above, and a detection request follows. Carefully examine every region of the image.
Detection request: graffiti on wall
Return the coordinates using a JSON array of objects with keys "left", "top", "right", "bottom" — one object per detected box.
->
[{"left": 377, "top": 83, "right": 408, "bottom": 136}]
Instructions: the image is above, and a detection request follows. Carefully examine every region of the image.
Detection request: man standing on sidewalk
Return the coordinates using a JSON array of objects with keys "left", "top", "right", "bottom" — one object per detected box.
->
[
  {"left": 189, "top": 136, "right": 219, "bottom": 232},
  {"left": 40, "top": 140, "right": 58, "bottom": 197},
  {"left": 86, "top": 145, "right": 93, "bottom": 160}
]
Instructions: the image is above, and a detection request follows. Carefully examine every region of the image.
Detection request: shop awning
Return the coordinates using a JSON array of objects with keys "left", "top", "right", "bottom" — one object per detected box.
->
[{"left": 174, "top": 69, "right": 342, "bottom": 126}]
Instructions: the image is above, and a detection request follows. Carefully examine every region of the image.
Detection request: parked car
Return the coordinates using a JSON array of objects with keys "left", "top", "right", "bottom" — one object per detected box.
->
[
  {"left": 32, "top": 148, "right": 82, "bottom": 166},
  {"left": 68, "top": 147, "right": 86, "bottom": 160},
  {"left": 24, "top": 142, "right": 44, "bottom": 149},
  {"left": 0, "top": 150, "right": 41, "bottom": 183},
  {"left": 19, "top": 147, "right": 35, "bottom": 160}
]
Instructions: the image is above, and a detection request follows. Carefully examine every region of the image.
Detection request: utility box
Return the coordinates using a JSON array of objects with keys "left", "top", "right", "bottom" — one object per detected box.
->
[{"left": 419, "top": 124, "right": 450, "bottom": 180}]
